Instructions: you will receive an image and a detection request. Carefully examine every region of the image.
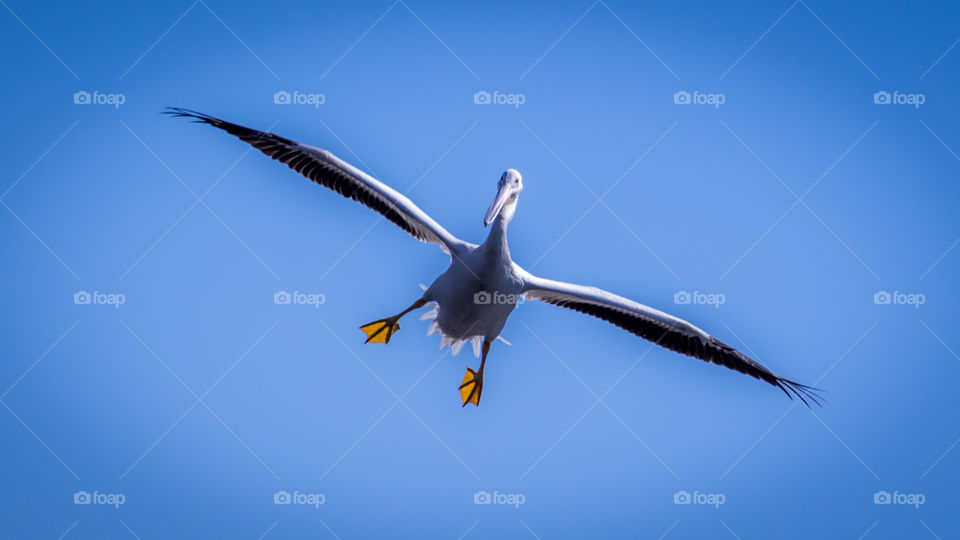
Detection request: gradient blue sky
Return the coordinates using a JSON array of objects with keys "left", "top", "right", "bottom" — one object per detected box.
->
[{"left": 2, "top": 1, "right": 959, "bottom": 538}]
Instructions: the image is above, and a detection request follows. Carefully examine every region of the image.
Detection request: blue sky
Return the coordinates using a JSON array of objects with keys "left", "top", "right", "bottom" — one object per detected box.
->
[{"left": 1, "top": 0, "right": 959, "bottom": 538}]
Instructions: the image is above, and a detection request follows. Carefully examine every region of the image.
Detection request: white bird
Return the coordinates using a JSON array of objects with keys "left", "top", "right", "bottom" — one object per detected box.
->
[{"left": 167, "top": 108, "right": 820, "bottom": 407}]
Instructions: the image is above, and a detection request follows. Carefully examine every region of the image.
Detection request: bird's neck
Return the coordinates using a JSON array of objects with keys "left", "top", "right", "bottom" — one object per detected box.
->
[{"left": 481, "top": 214, "right": 511, "bottom": 260}]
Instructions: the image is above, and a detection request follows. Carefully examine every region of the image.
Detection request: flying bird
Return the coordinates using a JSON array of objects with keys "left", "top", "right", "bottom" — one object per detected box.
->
[{"left": 166, "top": 108, "right": 820, "bottom": 407}]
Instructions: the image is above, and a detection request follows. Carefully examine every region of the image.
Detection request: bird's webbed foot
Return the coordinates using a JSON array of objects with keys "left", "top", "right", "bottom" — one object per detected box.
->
[
  {"left": 459, "top": 367, "right": 483, "bottom": 406},
  {"left": 360, "top": 318, "right": 402, "bottom": 344}
]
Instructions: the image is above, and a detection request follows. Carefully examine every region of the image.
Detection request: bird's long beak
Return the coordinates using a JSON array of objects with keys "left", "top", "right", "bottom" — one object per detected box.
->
[{"left": 484, "top": 184, "right": 512, "bottom": 227}]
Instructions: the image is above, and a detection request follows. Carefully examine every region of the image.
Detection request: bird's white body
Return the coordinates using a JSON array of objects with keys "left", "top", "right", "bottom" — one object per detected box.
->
[{"left": 424, "top": 218, "right": 523, "bottom": 343}]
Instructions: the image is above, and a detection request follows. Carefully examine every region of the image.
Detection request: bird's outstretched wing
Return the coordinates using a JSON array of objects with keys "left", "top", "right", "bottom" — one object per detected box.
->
[
  {"left": 166, "top": 108, "right": 474, "bottom": 257},
  {"left": 516, "top": 266, "right": 821, "bottom": 406}
]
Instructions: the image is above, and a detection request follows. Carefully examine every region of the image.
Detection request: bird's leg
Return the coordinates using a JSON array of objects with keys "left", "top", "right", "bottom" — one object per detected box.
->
[
  {"left": 359, "top": 298, "right": 427, "bottom": 344},
  {"left": 459, "top": 339, "right": 491, "bottom": 407}
]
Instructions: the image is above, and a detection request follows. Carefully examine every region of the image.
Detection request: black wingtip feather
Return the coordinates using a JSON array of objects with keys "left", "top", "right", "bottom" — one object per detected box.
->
[
  {"left": 163, "top": 107, "right": 210, "bottom": 121},
  {"left": 164, "top": 106, "right": 297, "bottom": 147},
  {"left": 776, "top": 379, "right": 825, "bottom": 408}
]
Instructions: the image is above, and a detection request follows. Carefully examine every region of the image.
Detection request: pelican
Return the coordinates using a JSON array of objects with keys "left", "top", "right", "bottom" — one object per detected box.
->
[{"left": 167, "top": 108, "right": 820, "bottom": 407}]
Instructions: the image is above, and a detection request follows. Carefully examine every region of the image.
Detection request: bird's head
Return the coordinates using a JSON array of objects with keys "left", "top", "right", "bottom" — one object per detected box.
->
[{"left": 484, "top": 169, "right": 523, "bottom": 227}]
